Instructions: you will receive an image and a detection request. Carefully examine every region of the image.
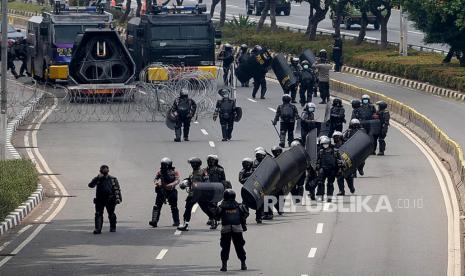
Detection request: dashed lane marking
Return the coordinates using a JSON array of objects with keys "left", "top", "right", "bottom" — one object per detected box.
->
[
  {"left": 17, "top": 225, "right": 32, "bottom": 235},
  {"left": 201, "top": 129, "right": 209, "bottom": 135},
  {"left": 209, "top": 141, "right": 215, "bottom": 148},
  {"left": 174, "top": 230, "right": 182, "bottom": 236},
  {"left": 156, "top": 249, "right": 168, "bottom": 260},
  {"left": 268, "top": 107, "right": 276, "bottom": 112},
  {"left": 247, "top": 98, "right": 257, "bottom": 103},
  {"left": 316, "top": 223, "right": 324, "bottom": 234},
  {"left": 308, "top": 248, "right": 317, "bottom": 258}
]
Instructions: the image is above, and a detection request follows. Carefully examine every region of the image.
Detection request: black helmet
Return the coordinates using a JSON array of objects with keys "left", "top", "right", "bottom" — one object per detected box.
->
[
  {"left": 271, "top": 146, "right": 283, "bottom": 157},
  {"left": 240, "top": 44, "right": 248, "bottom": 51},
  {"left": 351, "top": 99, "right": 361, "bottom": 109},
  {"left": 161, "top": 157, "right": 173, "bottom": 170},
  {"left": 252, "top": 45, "right": 262, "bottom": 53},
  {"left": 282, "top": 94, "right": 291, "bottom": 103},
  {"left": 242, "top": 157, "right": 253, "bottom": 169},
  {"left": 332, "top": 98, "right": 342, "bottom": 107},
  {"left": 207, "top": 154, "right": 219, "bottom": 167},
  {"left": 224, "top": 43, "right": 232, "bottom": 50},
  {"left": 188, "top": 157, "right": 202, "bottom": 169},
  {"left": 376, "top": 101, "right": 388, "bottom": 110},
  {"left": 223, "top": 189, "right": 236, "bottom": 201},
  {"left": 218, "top": 88, "right": 230, "bottom": 98},
  {"left": 291, "top": 57, "right": 299, "bottom": 65},
  {"left": 349, "top": 119, "right": 361, "bottom": 129}
]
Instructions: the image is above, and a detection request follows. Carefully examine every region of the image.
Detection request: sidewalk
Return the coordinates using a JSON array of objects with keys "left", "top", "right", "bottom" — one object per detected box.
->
[{"left": 332, "top": 71, "right": 465, "bottom": 153}]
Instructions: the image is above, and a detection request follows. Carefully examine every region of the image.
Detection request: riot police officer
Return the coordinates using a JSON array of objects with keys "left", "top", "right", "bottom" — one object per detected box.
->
[
  {"left": 239, "top": 158, "right": 254, "bottom": 184},
  {"left": 344, "top": 119, "right": 366, "bottom": 176},
  {"left": 14, "top": 37, "right": 28, "bottom": 77},
  {"left": 6, "top": 40, "right": 19, "bottom": 79},
  {"left": 253, "top": 148, "right": 267, "bottom": 169},
  {"left": 251, "top": 45, "right": 267, "bottom": 99},
  {"left": 300, "top": 102, "right": 317, "bottom": 141},
  {"left": 316, "top": 136, "right": 343, "bottom": 202},
  {"left": 88, "top": 165, "right": 122, "bottom": 234},
  {"left": 357, "top": 94, "right": 376, "bottom": 121},
  {"left": 149, "top": 158, "right": 180, "bottom": 227},
  {"left": 214, "top": 89, "right": 236, "bottom": 141},
  {"left": 215, "top": 189, "right": 249, "bottom": 272},
  {"left": 315, "top": 49, "right": 333, "bottom": 104},
  {"left": 218, "top": 43, "right": 235, "bottom": 86},
  {"left": 236, "top": 44, "right": 250, "bottom": 87},
  {"left": 170, "top": 89, "right": 197, "bottom": 142},
  {"left": 333, "top": 132, "right": 355, "bottom": 195},
  {"left": 205, "top": 155, "right": 229, "bottom": 229},
  {"left": 375, "top": 101, "right": 390, "bottom": 155},
  {"left": 351, "top": 99, "right": 362, "bottom": 119},
  {"left": 332, "top": 35, "right": 343, "bottom": 72},
  {"left": 271, "top": 146, "right": 283, "bottom": 158},
  {"left": 178, "top": 157, "right": 212, "bottom": 231},
  {"left": 299, "top": 60, "right": 316, "bottom": 106},
  {"left": 288, "top": 57, "right": 301, "bottom": 103},
  {"left": 329, "top": 98, "right": 346, "bottom": 137},
  {"left": 273, "top": 94, "right": 299, "bottom": 148}
]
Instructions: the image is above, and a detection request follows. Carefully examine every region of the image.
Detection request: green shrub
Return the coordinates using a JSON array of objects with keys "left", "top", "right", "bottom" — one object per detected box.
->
[
  {"left": 8, "top": 1, "right": 46, "bottom": 13},
  {"left": 0, "top": 159, "right": 38, "bottom": 221}
]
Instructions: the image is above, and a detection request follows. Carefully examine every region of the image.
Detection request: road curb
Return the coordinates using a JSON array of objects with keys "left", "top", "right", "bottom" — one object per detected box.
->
[
  {"left": 341, "top": 66, "right": 465, "bottom": 102},
  {"left": 0, "top": 81, "right": 45, "bottom": 237}
]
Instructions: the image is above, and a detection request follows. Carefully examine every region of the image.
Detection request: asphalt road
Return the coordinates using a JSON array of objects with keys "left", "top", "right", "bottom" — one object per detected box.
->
[
  {"left": 0, "top": 78, "right": 448, "bottom": 275},
  {"left": 204, "top": 0, "right": 448, "bottom": 52}
]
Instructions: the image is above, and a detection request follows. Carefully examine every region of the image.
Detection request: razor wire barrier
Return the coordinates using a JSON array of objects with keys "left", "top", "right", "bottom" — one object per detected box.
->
[
  {"left": 5, "top": 79, "right": 43, "bottom": 122},
  {"left": 35, "top": 65, "right": 219, "bottom": 123}
]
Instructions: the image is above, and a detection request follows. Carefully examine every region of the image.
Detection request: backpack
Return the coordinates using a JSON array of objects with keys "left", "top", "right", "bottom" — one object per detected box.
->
[
  {"left": 219, "top": 99, "right": 235, "bottom": 119},
  {"left": 281, "top": 104, "right": 294, "bottom": 121},
  {"left": 177, "top": 98, "right": 190, "bottom": 117}
]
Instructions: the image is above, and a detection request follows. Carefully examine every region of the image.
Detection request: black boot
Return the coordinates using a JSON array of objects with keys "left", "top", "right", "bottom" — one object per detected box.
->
[
  {"left": 171, "top": 207, "right": 180, "bottom": 227},
  {"left": 210, "top": 219, "right": 218, "bottom": 230},
  {"left": 241, "top": 260, "right": 247, "bottom": 270},
  {"left": 109, "top": 214, "right": 117, "bottom": 232},
  {"left": 93, "top": 215, "right": 103, "bottom": 234},
  {"left": 149, "top": 206, "right": 160, "bottom": 227},
  {"left": 174, "top": 128, "right": 181, "bottom": 142},
  {"left": 220, "top": 261, "right": 227, "bottom": 272}
]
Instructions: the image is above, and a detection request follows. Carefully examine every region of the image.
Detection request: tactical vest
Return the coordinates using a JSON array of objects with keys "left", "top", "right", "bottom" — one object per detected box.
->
[
  {"left": 280, "top": 104, "right": 294, "bottom": 122},
  {"left": 177, "top": 98, "right": 190, "bottom": 117},
  {"left": 221, "top": 205, "right": 242, "bottom": 225},
  {"left": 219, "top": 99, "right": 235, "bottom": 119},
  {"left": 320, "top": 149, "right": 337, "bottom": 169}
]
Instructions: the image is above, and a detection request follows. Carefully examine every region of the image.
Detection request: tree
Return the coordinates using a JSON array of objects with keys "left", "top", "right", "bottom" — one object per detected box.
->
[
  {"left": 330, "top": 0, "right": 350, "bottom": 37},
  {"left": 368, "top": 0, "right": 396, "bottom": 49},
  {"left": 352, "top": 0, "right": 370, "bottom": 44},
  {"left": 404, "top": 0, "right": 465, "bottom": 65},
  {"left": 295, "top": 0, "right": 331, "bottom": 40},
  {"left": 210, "top": 0, "right": 227, "bottom": 26},
  {"left": 256, "top": 0, "right": 278, "bottom": 32}
]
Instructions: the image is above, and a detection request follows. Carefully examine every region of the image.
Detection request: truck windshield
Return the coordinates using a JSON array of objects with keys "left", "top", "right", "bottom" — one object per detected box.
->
[
  {"left": 53, "top": 25, "right": 99, "bottom": 44},
  {"left": 151, "top": 25, "right": 209, "bottom": 40}
]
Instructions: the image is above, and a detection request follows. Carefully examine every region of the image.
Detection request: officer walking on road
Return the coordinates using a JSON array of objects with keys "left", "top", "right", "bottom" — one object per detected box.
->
[
  {"left": 315, "top": 49, "right": 333, "bottom": 104},
  {"left": 300, "top": 102, "right": 317, "bottom": 141},
  {"left": 214, "top": 89, "right": 237, "bottom": 141},
  {"left": 178, "top": 157, "right": 213, "bottom": 231},
  {"left": 299, "top": 60, "right": 316, "bottom": 106},
  {"left": 251, "top": 149, "right": 267, "bottom": 223},
  {"left": 88, "top": 165, "right": 122, "bottom": 234},
  {"left": 289, "top": 57, "right": 301, "bottom": 103},
  {"left": 357, "top": 94, "right": 376, "bottom": 121},
  {"left": 215, "top": 189, "right": 249, "bottom": 272},
  {"left": 329, "top": 98, "right": 346, "bottom": 137},
  {"left": 170, "top": 89, "right": 197, "bottom": 142},
  {"left": 332, "top": 35, "right": 343, "bottom": 72},
  {"left": 239, "top": 158, "right": 254, "bottom": 185},
  {"left": 236, "top": 44, "right": 250, "bottom": 87},
  {"left": 344, "top": 119, "right": 366, "bottom": 176},
  {"left": 205, "top": 155, "right": 230, "bottom": 229},
  {"left": 149, "top": 158, "right": 180, "bottom": 228},
  {"left": 375, "top": 101, "right": 390, "bottom": 156},
  {"left": 351, "top": 99, "right": 362, "bottom": 119},
  {"left": 333, "top": 132, "right": 355, "bottom": 195},
  {"left": 251, "top": 45, "right": 268, "bottom": 99},
  {"left": 273, "top": 94, "right": 299, "bottom": 148},
  {"left": 14, "top": 38, "right": 28, "bottom": 78},
  {"left": 316, "top": 136, "right": 343, "bottom": 202},
  {"left": 218, "top": 43, "right": 235, "bottom": 86}
]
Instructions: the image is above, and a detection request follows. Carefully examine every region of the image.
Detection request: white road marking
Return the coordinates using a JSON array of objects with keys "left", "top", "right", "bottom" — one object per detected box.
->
[
  {"left": 192, "top": 203, "right": 199, "bottom": 213},
  {"left": 0, "top": 242, "right": 11, "bottom": 252},
  {"left": 307, "top": 248, "right": 317, "bottom": 258},
  {"left": 156, "top": 249, "right": 168, "bottom": 260},
  {"left": 316, "top": 223, "right": 324, "bottom": 234},
  {"left": 209, "top": 141, "right": 215, "bottom": 148},
  {"left": 201, "top": 129, "right": 209, "bottom": 135},
  {"left": 17, "top": 225, "right": 33, "bottom": 235},
  {"left": 138, "top": 90, "right": 147, "bottom": 95},
  {"left": 174, "top": 230, "right": 182, "bottom": 236},
  {"left": 268, "top": 107, "right": 276, "bottom": 113},
  {"left": 226, "top": 4, "right": 239, "bottom": 8},
  {"left": 194, "top": 121, "right": 199, "bottom": 124},
  {"left": 247, "top": 98, "right": 257, "bottom": 103}
]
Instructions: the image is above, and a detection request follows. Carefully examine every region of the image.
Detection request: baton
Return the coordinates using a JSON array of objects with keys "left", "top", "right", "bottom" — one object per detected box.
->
[{"left": 271, "top": 120, "right": 280, "bottom": 138}]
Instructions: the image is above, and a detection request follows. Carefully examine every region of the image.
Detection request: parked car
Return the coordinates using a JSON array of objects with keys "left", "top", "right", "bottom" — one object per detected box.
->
[
  {"left": 330, "top": 4, "right": 379, "bottom": 30},
  {"left": 0, "top": 23, "right": 26, "bottom": 42},
  {"left": 246, "top": 0, "right": 291, "bottom": 16}
]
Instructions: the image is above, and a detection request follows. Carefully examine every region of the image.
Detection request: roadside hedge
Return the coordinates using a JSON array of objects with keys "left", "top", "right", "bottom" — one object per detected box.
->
[
  {"left": 0, "top": 159, "right": 38, "bottom": 221},
  {"left": 222, "top": 25, "right": 465, "bottom": 92}
]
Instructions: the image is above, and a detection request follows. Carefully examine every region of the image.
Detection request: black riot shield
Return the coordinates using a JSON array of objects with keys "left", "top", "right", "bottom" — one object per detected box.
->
[
  {"left": 271, "top": 54, "right": 297, "bottom": 92},
  {"left": 241, "top": 156, "right": 280, "bottom": 210},
  {"left": 361, "top": 119, "right": 381, "bottom": 136},
  {"left": 191, "top": 182, "right": 225, "bottom": 203},
  {"left": 339, "top": 130, "right": 374, "bottom": 177},
  {"left": 274, "top": 144, "right": 309, "bottom": 195},
  {"left": 235, "top": 48, "right": 272, "bottom": 83},
  {"left": 299, "top": 49, "right": 317, "bottom": 65},
  {"left": 165, "top": 110, "right": 177, "bottom": 130},
  {"left": 305, "top": 128, "right": 318, "bottom": 169},
  {"left": 234, "top": 106, "right": 243, "bottom": 122},
  {"left": 314, "top": 102, "right": 331, "bottom": 136}
]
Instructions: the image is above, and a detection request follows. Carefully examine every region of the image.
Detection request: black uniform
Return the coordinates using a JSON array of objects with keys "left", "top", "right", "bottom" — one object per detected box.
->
[
  {"left": 88, "top": 174, "right": 122, "bottom": 233},
  {"left": 288, "top": 63, "right": 302, "bottom": 102},
  {"left": 7, "top": 46, "right": 18, "bottom": 78},
  {"left": 300, "top": 109, "right": 317, "bottom": 141},
  {"left": 377, "top": 109, "right": 390, "bottom": 154},
  {"left": 334, "top": 140, "right": 355, "bottom": 195},
  {"left": 151, "top": 169, "right": 180, "bottom": 227},
  {"left": 332, "top": 37, "right": 343, "bottom": 72},
  {"left": 238, "top": 167, "right": 254, "bottom": 185},
  {"left": 215, "top": 97, "right": 236, "bottom": 141},
  {"left": 219, "top": 48, "right": 234, "bottom": 86},
  {"left": 14, "top": 39, "right": 28, "bottom": 77},
  {"left": 171, "top": 96, "right": 197, "bottom": 141},
  {"left": 304, "top": 165, "right": 318, "bottom": 200},
  {"left": 273, "top": 102, "right": 299, "bottom": 147},
  {"left": 248, "top": 158, "right": 265, "bottom": 222},
  {"left": 357, "top": 103, "right": 376, "bottom": 121},
  {"left": 299, "top": 68, "right": 316, "bottom": 105},
  {"left": 236, "top": 50, "right": 250, "bottom": 87},
  {"left": 252, "top": 51, "right": 268, "bottom": 99},
  {"left": 329, "top": 105, "right": 346, "bottom": 137},
  {"left": 215, "top": 199, "right": 249, "bottom": 265},
  {"left": 343, "top": 127, "right": 366, "bottom": 175},
  {"left": 316, "top": 146, "right": 342, "bottom": 199},
  {"left": 182, "top": 168, "right": 213, "bottom": 223}
]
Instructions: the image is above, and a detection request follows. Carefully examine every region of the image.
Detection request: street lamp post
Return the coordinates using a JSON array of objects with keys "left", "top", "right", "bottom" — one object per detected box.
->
[
  {"left": 1, "top": 0, "right": 8, "bottom": 160},
  {"left": 399, "top": 5, "right": 408, "bottom": 56}
]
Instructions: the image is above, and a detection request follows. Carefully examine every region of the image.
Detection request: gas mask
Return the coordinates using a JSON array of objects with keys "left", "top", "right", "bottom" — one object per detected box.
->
[
  {"left": 362, "top": 99, "right": 369, "bottom": 104},
  {"left": 322, "top": 144, "right": 330, "bottom": 149}
]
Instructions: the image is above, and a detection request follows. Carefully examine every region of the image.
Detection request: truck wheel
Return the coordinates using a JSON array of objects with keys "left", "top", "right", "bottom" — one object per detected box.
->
[
  {"left": 284, "top": 9, "right": 290, "bottom": 16},
  {"left": 374, "top": 22, "right": 380, "bottom": 30},
  {"left": 345, "top": 19, "right": 351, "bottom": 30}
]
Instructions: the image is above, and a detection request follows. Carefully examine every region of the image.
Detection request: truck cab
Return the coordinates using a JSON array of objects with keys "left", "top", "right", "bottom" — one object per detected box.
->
[
  {"left": 126, "top": 4, "right": 218, "bottom": 81},
  {"left": 26, "top": 7, "right": 113, "bottom": 81}
]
